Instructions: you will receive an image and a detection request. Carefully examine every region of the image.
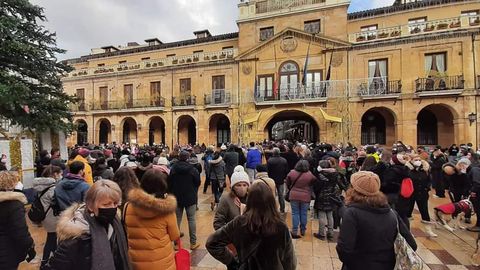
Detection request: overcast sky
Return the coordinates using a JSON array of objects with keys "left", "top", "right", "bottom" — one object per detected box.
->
[{"left": 31, "top": 0, "right": 395, "bottom": 60}]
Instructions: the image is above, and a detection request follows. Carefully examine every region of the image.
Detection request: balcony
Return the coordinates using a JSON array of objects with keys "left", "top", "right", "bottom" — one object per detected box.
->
[
  {"left": 172, "top": 95, "right": 196, "bottom": 109},
  {"left": 350, "top": 15, "right": 480, "bottom": 43},
  {"left": 66, "top": 49, "right": 237, "bottom": 78},
  {"left": 254, "top": 82, "right": 346, "bottom": 105},
  {"left": 415, "top": 75, "right": 464, "bottom": 96},
  {"left": 204, "top": 89, "right": 232, "bottom": 107},
  {"left": 349, "top": 77, "right": 402, "bottom": 99},
  {"left": 69, "top": 98, "right": 165, "bottom": 112},
  {"left": 255, "top": 0, "right": 326, "bottom": 14}
]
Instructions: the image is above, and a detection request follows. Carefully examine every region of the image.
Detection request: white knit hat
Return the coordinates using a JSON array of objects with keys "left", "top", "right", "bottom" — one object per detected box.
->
[
  {"left": 157, "top": 157, "right": 169, "bottom": 166},
  {"left": 230, "top": 165, "right": 250, "bottom": 187}
]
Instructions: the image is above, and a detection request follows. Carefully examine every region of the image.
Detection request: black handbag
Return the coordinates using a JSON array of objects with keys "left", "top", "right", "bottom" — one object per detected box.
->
[{"left": 285, "top": 173, "right": 303, "bottom": 202}]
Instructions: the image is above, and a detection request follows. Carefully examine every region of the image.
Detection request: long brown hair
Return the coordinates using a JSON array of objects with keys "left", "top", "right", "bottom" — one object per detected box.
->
[
  {"left": 345, "top": 188, "right": 389, "bottom": 208},
  {"left": 113, "top": 167, "right": 140, "bottom": 204},
  {"left": 243, "top": 182, "right": 283, "bottom": 236}
]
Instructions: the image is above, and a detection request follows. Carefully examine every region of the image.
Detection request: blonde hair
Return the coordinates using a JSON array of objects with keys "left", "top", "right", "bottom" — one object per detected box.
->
[
  {"left": 0, "top": 171, "right": 19, "bottom": 191},
  {"left": 85, "top": 180, "right": 122, "bottom": 211}
]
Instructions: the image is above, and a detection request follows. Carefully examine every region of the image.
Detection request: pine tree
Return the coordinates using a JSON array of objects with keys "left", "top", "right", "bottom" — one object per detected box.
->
[{"left": 0, "top": 0, "right": 76, "bottom": 134}]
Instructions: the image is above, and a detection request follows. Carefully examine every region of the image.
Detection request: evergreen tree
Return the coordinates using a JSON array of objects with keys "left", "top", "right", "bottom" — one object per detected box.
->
[{"left": 0, "top": 0, "right": 75, "bottom": 133}]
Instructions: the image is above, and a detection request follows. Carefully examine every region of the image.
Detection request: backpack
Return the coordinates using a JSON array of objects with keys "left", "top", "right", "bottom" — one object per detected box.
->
[{"left": 28, "top": 184, "right": 55, "bottom": 224}]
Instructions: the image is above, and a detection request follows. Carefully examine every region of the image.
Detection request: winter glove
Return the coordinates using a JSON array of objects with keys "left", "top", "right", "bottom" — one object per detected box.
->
[{"left": 26, "top": 245, "right": 36, "bottom": 262}]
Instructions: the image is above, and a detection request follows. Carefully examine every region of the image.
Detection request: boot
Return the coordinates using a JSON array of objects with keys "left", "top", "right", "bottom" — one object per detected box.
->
[{"left": 425, "top": 224, "right": 438, "bottom": 238}]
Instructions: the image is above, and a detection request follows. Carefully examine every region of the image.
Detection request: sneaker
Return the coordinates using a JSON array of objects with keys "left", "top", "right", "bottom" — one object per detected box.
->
[
  {"left": 421, "top": 220, "right": 434, "bottom": 224},
  {"left": 313, "top": 233, "right": 326, "bottom": 240},
  {"left": 291, "top": 233, "right": 301, "bottom": 239},
  {"left": 300, "top": 230, "right": 306, "bottom": 236},
  {"left": 180, "top": 232, "right": 184, "bottom": 238},
  {"left": 467, "top": 226, "right": 480, "bottom": 232},
  {"left": 190, "top": 243, "right": 200, "bottom": 250}
]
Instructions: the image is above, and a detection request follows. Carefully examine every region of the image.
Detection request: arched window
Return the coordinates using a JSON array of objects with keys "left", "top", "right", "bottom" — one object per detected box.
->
[{"left": 279, "top": 61, "right": 299, "bottom": 97}]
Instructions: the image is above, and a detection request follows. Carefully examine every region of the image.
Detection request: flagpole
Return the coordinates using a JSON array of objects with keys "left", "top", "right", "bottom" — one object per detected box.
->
[
  {"left": 303, "top": 36, "right": 313, "bottom": 97},
  {"left": 273, "top": 45, "right": 278, "bottom": 99}
]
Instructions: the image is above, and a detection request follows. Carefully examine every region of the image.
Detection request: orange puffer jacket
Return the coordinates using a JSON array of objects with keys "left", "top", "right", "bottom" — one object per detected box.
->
[{"left": 125, "top": 188, "right": 180, "bottom": 270}]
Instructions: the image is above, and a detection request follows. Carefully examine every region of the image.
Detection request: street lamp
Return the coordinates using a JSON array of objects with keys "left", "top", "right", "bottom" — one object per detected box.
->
[{"left": 468, "top": 112, "right": 477, "bottom": 126}]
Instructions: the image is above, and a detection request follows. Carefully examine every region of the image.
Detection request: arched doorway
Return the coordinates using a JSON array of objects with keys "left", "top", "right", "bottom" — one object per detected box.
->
[
  {"left": 265, "top": 110, "right": 319, "bottom": 142},
  {"left": 122, "top": 118, "right": 137, "bottom": 144},
  {"left": 209, "top": 114, "right": 231, "bottom": 146},
  {"left": 417, "top": 104, "right": 455, "bottom": 146},
  {"left": 178, "top": 115, "right": 196, "bottom": 145},
  {"left": 279, "top": 61, "right": 299, "bottom": 98},
  {"left": 76, "top": 120, "right": 88, "bottom": 146},
  {"left": 149, "top": 116, "right": 165, "bottom": 145},
  {"left": 361, "top": 108, "right": 396, "bottom": 146},
  {"left": 98, "top": 119, "right": 111, "bottom": 144}
]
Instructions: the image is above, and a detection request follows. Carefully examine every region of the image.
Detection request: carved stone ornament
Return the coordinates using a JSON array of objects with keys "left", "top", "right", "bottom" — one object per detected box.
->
[
  {"left": 242, "top": 63, "right": 252, "bottom": 75},
  {"left": 280, "top": 36, "right": 298, "bottom": 53}
]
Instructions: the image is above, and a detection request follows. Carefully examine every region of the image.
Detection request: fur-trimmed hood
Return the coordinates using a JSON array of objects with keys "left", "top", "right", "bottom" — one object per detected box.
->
[
  {"left": 405, "top": 159, "right": 430, "bottom": 172},
  {"left": 56, "top": 203, "right": 90, "bottom": 241},
  {"left": 0, "top": 191, "right": 27, "bottom": 204},
  {"left": 127, "top": 188, "right": 177, "bottom": 218}
]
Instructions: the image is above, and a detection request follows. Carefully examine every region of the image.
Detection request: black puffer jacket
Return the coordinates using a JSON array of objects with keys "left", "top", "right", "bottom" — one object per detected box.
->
[
  {"left": 0, "top": 191, "right": 34, "bottom": 269},
  {"left": 378, "top": 163, "right": 409, "bottom": 195},
  {"left": 267, "top": 155, "right": 289, "bottom": 185},
  {"left": 313, "top": 169, "right": 341, "bottom": 211},
  {"left": 281, "top": 150, "right": 299, "bottom": 171},
  {"left": 337, "top": 203, "right": 417, "bottom": 270},
  {"left": 406, "top": 161, "right": 431, "bottom": 194},
  {"left": 168, "top": 161, "right": 201, "bottom": 207},
  {"left": 223, "top": 151, "right": 239, "bottom": 177}
]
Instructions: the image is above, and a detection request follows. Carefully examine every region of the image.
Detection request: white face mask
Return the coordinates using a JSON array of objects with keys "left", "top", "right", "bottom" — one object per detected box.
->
[
  {"left": 233, "top": 185, "right": 248, "bottom": 198},
  {"left": 317, "top": 166, "right": 322, "bottom": 172},
  {"left": 413, "top": 161, "right": 422, "bottom": 167}
]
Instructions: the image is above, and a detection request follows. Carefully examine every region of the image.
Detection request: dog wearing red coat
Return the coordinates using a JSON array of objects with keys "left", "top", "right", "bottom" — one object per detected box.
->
[{"left": 434, "top": 198, "right": 473, "bottom": 232}]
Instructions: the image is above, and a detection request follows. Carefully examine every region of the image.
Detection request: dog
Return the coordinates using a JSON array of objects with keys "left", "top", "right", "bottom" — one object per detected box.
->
[{"left": 434, "top": 198, "right": 473, "bottom": 232}]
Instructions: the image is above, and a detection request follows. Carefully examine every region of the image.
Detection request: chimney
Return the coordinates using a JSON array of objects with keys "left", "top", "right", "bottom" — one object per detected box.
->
[{"left": 193, "top": 29, "right": 212, "bottom": 39}]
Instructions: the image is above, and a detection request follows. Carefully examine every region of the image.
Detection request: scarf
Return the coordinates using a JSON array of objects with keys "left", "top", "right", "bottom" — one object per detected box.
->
[{"left": 84, "top": 211, "right": 131, "bottom": 270}]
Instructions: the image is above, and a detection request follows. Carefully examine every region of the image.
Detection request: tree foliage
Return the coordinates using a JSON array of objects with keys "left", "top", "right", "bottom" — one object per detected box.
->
[{"left": 0, "top": 0, "right": 76, "bottom": 133}]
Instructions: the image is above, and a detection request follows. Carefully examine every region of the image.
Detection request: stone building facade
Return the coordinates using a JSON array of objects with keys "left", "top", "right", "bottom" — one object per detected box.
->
[{"left": 62, "top": 0, "right": 480, "bottom": 148}]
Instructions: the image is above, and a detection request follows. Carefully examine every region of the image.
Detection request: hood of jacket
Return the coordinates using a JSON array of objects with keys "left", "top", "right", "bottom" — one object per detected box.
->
[
  {"left": 59, "top": 175, "right": 87, "bottom": 190},
  {"left": 56, "top": 203, "right": 90, "bottom": 241},
  {"left": 405, "top": 160, "right": 430, "bottom": 172},
  {"left": 128, "top": 188, "right": 177, "bottom": 218},
  {"left": 171, "top": 160, "right": 193, "bottom": 174},
  {"left": 255, "top": 172, "right": 269, "bottom": 179},
  {"left": 0, "top": 191, "right": 27, "bottom": 204},
  {"left": 32, "top": 177, "right": 56, "bottom": 192}
]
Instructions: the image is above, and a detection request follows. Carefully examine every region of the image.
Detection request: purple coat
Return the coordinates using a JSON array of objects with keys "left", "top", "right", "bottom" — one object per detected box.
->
[{"left": 285, "top": 170, "right": 317, "bottom": 203}]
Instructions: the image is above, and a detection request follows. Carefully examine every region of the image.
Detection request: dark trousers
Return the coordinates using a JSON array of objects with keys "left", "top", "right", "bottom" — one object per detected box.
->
[
  {"left": 471, "top": 195, "right": 480, "bottom": 226},
  {"left": 396, "top": 196, "right": 411, "bottom": 229},
  {"left": 41, "top": 232, "right": 57, "bottom": 267},
  {"left": 203, "top": 175, "right": 211, "bottom": 193},
  {"left": 211, "top": 178, "right": 225, "bottom": 203},
  {"left": 407, "top": 190, "right": 431, "bottom": 221},
  {"left": 432, "top": 170, "right": 446, "bottom": 197},
  {"left": 276, "top": 184, "right": 285, "bottom": 213}
]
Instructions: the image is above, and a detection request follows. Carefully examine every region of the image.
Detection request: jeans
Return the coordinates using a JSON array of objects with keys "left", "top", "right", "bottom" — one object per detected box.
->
[
  {"left": 318, "top": 210, "right": 333, "bottom": 236},
  {"left": 176, "top": 205, "right": 197, "bottom": 244},
  {"left": 41, "top": 232, "right": 57, "bottom": 267},
  {"left": 211, "top": 178, "right": 225, "bottom": 203},
  {"left": 246, "top": 168, "right": 256, "bottom": 183},
  {"left": 276, "top": 184, "right": 285, "bottom": 213},
  {"left": 290, "top": 200, "right": 309, "bottom": 234}
]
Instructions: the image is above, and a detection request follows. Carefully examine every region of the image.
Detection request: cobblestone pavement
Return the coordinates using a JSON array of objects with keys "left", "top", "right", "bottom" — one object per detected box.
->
[{"left": 20, "top": 179, "right": 480, "bottom": 270}]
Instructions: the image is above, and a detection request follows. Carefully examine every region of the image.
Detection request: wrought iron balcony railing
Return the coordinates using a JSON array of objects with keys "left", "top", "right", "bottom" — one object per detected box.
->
[
  {"left": 255, "top": 0, "right": 326, "bottom": 14},
  {"left": 74, "top": 98, "right": 165, "bottom": 111},
  {"left": 350, "top": 15, "right": 480, "bottom": 43},
  {"left": 415, "top": 75, "right": 464, "bottom": 93},
  {"left": 351, "top": 77, "right": 402, "bottom": 97},
  {"left": 172, "top": 95, "right": 196, "bottom": 107},
  {"left": 204, "top": 89, "right": 231, "bottom": 106}
]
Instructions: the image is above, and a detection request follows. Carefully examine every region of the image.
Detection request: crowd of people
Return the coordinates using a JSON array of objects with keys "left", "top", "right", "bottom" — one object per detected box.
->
[{"left": 0, "top": 139, "right": 479, "bottom": 269}]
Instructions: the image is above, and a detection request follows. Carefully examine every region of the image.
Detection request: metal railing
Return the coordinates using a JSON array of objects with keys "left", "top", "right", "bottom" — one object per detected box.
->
[
  {"left": 67, "top": 49, "right": 237, "bottom": 78},
  {"left": 351, "top": 77, "right": 402, "bottom": 97},
  {"left": 350, "top": 15, "right": 480, "bottom": 43},
  {"left": 172, "top": 95, "right": 196, "bottom": 107},
  {"left": 84, "top": 98, "right": 165, "bottom": 111},
  {"left": 254, "top": 81, "right": 346, "bottom": 103},
  {"left": 256, "top": 0, "right": 325, "bottom": 14},
  {"left": 69, "top": 102, "right": 88, "bottom": 112},
  {"left": 415, "top": 75, "right": 464, "bottom": 92},
  {"left": 205, "top": 89, "right": 231, "bottom": 106}
]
